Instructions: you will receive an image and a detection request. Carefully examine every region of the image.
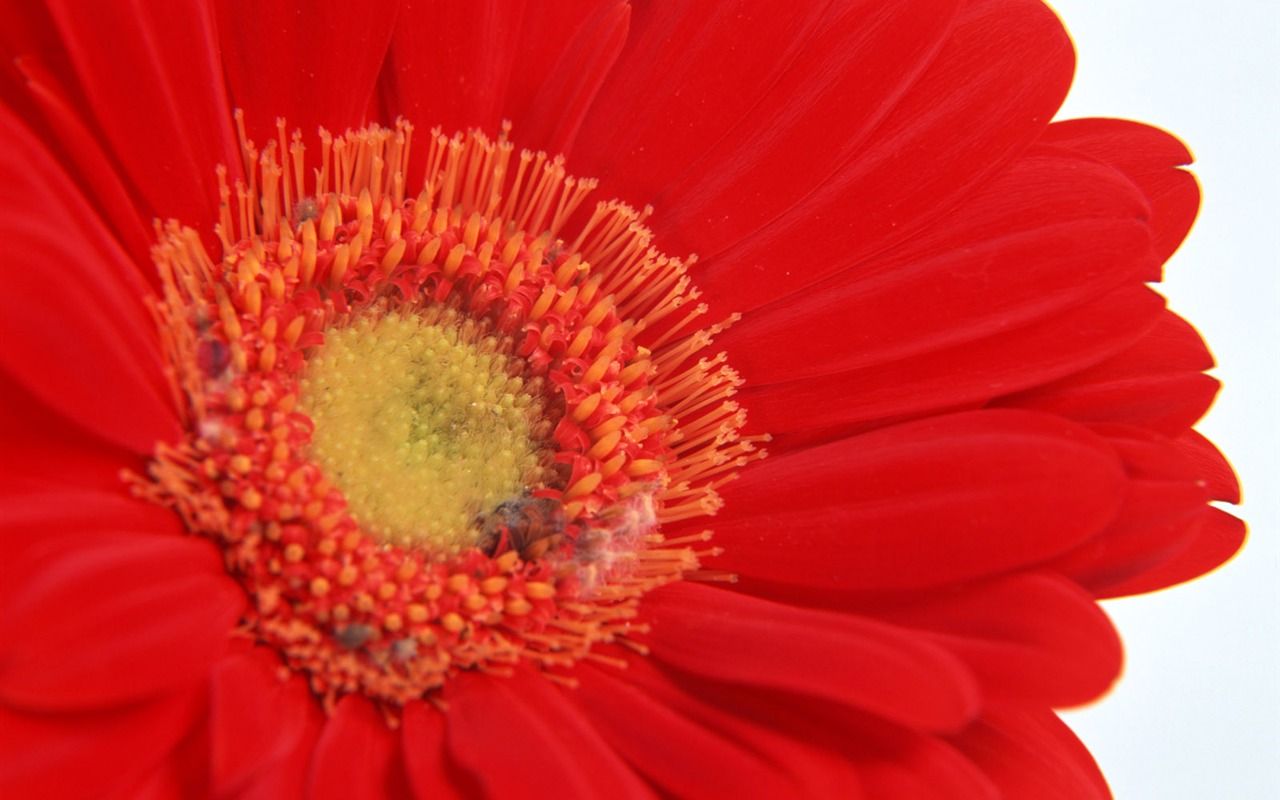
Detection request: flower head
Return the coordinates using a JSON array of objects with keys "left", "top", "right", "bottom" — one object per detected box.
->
[{"left": 0, "top": 1, "right": 1243, "bottom": 798}]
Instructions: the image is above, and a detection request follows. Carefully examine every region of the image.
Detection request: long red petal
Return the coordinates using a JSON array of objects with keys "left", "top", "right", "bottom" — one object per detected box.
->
[
  {"left": 581, "top": 650, "right": 870, "bottom": 798},
  {"left": 0, "top": 533, "right": 243, "bottom": 710},
  {"left": 570, "top": 660, "right": 808, "bottom": 798},
  {"left": 0, "top": 106, "right": 180, "bottom": 455},
  {"left": 305, "top": 695, "right": 406, "bottom": 800},
  {"left": 229, "top": 696, "right": 324, "bottom": 800},
  {"left": 1043, "top": 117, "right": 1199, "bottom": 269},
  {"left": 0, "top": 482, "right": 180, "bottom": 610},
  {"left": 643, "top": 582, "right": 979, "bottom": 731},
  {"left": 400, "top": 701, "right": 468, "bottom": 800},
  {"left": 879, "top": 573, "right": 1122, "bottom": 708},
  {"left": 1174, "top": 429, "right": 1241, "bottom": 503},
  {"left": 743, "top": 285, "right": 1166, "bottom": 449},
  {"left": 1096, "top": 506, "right": 1246, "bottom": 599},
  {"left": 215, "top": 0, "right": 399, "bottom": 151},
  {"left": 711, "top": 410, "right": 1126, "bottom": 591},
  {"left": 381, "top": 0, "right": 530, "bottom": 139},
  {"left": 574, "top": 0, "right": 958, "bottom": 222},
  {"left": 720, "top": 146, "right": 1152, "bottom": 384},
  {"left": 443, "top": 669, "right": 654, "bottom": 799},
  {"left": 994, "top": 311, "right": 1219, "bottom": 437},
  {"left": 515, "top": 0, "right": 629, "bottom": 155},
  {"left": 624, "top": 664, "right": 997, "bottom": 800},
  {"left": 8, "top": 55, "right": 153, "bottom": 267},
  {"left": 208, "top": 650, "right": 312, "bottom": 796},
  {"left": 1044, "top": 424, "right": 1222, "bottom": 594},
  {"left": 951, "top": 708, "right": 1112, "bottom": 800},
  {"left": 0, "top": 372, "right": 145, "bottom": 498},
  {"left": 41, "top": 0, "right": 239, "bottom": 229},
  {"left": 0, "top": 690, "right": 204, "bottom": 800},
  {"left": 686, "top": 0, "right": 1075, "bottom": 313}
]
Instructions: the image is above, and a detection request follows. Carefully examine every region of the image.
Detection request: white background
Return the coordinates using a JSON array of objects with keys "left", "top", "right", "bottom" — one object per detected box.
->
[{"left": 1046, "top": 1, "right": 1280, "bottom": 798}]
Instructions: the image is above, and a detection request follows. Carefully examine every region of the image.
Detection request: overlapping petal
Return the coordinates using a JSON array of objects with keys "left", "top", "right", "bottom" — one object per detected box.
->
[
  {"left": 686, "top": 0, "right": 1076, "bottom": 314},
  {"left": 743, "top": 285, "right": 1168, "bottom": 447},
  {"left": 709, "top": 410, "right": 1127, "bottom": 592},
  {"left": 995, "top": 311, "right": 1219, "bottom": 437},
  {"left": 572, "top": 661, "right": 819, "bottom": 799},
  {"left": 34, "top": 0, "right": 239, "bottom": 228},
  {"left": 719, "top": 146, "right": 1152, "bottom": 384},
  {"left": 208, "top": 650, "right": 313, "bottom": 796},
  {"left": 874, "top": 573, "right": 1122, "bottom": 708},
  {"left": 951, "top": 708, "right": 1112, "bottom": 800},
  {"left": 643, "top": 582, "right": 980, "bottom": 731},
  {"left": 305, "top": 695, "right": 408, "bottom": 800},
  {"left": 0, "top": 106, "right": 179, "bottom": 455},
  {"left": 216, "top": 0, "right": 399, "bottom": 151},
  {"left": 0, "top": 691, "right": 205, "bottom": 800},
  {"left": 444, "top": 670, "right": 654, "bottom": 799},
  {"left": 573, "top": 0, "right": 959, "bottom": 222},
  {"left": 1043, "top": 118, "right": 1200, "bottom": 270},
  {"left": 0, "top": 533, "right": 243, "bottom": 710}
]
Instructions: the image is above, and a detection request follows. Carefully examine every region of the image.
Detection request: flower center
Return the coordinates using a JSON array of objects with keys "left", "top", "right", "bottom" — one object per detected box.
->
[
  {"left": 132, "top": 117, "right": 766, "bottom": 715},
  {"left": 301, "top": 311, "right": 548, "bottom": 553}
]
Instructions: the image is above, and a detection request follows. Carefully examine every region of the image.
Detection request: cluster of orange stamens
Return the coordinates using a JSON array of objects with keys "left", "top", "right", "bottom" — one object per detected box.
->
[{"left": 132, "top": 115, "right": 765, "bottom": 714}]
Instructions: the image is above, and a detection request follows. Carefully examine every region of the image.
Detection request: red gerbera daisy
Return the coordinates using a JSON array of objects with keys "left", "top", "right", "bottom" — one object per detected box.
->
[{"left": 0, "top": 1, "right": 1245, "bottom": 799}]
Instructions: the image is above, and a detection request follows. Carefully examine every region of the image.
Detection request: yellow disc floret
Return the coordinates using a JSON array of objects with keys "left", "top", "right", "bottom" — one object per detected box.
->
[{"left": 301, "top": 311, "right": 545, "bottom": 553}]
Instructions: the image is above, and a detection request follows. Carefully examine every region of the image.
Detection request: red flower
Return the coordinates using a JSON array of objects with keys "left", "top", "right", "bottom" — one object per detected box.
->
[{"left": 0, "top": 2, "right": 1243, "bottom": 799}]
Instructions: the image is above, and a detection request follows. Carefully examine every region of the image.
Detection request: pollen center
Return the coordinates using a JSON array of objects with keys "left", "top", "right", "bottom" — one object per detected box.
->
[
  {"left": 136, "top": 118, "right": 767, "bottom": 714},
  {"left": 301, "top": 311, "right": 544, "bottom": 552}
]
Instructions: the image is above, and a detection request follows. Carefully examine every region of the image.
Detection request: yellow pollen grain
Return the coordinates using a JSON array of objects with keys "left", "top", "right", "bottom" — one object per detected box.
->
[{"left": 300, "top": 312, "right": 544, "bottom": 553}]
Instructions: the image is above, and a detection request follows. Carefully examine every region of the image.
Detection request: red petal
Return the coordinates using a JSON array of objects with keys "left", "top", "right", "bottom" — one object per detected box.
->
[
  {"left": 42, "top": 0, "right": 239, "bottom": 229},
  {"left": 305, "top": 696, "right": 406, "bottom": 800},
  {"left": 880, "top": 573, "right": 1122, "bottom": 707},
  {"left": 643, "top": 582, "right": 979, "bottom": 731},
  {"left": 993, "top": 310, "right": 1219, "bottom": 437},
  {"left": 515, "top": 1, "right": 629, "bottom": 155},
  {"left": 951, "top": 708, "right": 1112, "bottom": 800},
  {"left": 843, "top": 730, "right": 999, "bottom": 800},
  {"left": 9, "top": 55, "right": 154, "bottom": 267},
  {"left": 720, "top": 146, "right": 1152, "bottom": 384},
  {"left": 586, "top": 650, "right": 875, "bottom": 798},
  {"left": 1096, "top": 506, "right": 1246, "bottom": 599},
  {"left": 685, "top": 0, "right": 1075, "bottom": 313},
  {"left": 744, "top": 285, "right": 1166, "bottom": 448},
  {"left": 0, "top": 485, "right": 178, "bottom": 542},
  {"left": 0, "top": 482, "right": 180, "bottom": 610},
  {"left": 444, "top": 669, "right": 654, "bottom": 799},
  {"left": 209, "top": 650, "right": 312, "bottom": 796},
  {"left": 574, "top": 0, "right": 958, "bottom": 223},
  {"left": 572, "top": 672, "right": 794, "bottom": 797},
  {"left": 0, "top": 690, "right": 204, "bottom": 800},
  {"left": 1174, "top": 429, "right": 1241, "bottom": 503},
  {"left": 0, "top": 533, "right": 243, "bottom": 710},
  {"left": 1044, "top": 425, "right": 1216, "bottom": 594},
  {"left": 215, "top": 0, "right": 398, "bottom": 151},
  {"left": 0, "top": 371, "right": 144, "bottom": 497},
  {"left": 103, "top": 711, "right": 212, "bottom": 800},
  {"left": 0, "top": 106, "right": 180, "bottom": 455},
  {"left": 711, "top": 410, "right": 1126, "bottom": 591},
  {"left": 0, "top": 2, "right": 75, "bottom": 87},
  {"left": 1043, "top": 117, "right": 1199, "bottom": 269},
  {"left": 381, "top": 0, "right": 529, "bottom": 139},
  {"left": 639, "top": 666, "right": 998, "bottom": 800},
  {"left": 401, "top": 701, "right": 468, "bottom": 800},
  {"left": 230, "top": 695, "right": 324, "bottom": 800}
]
